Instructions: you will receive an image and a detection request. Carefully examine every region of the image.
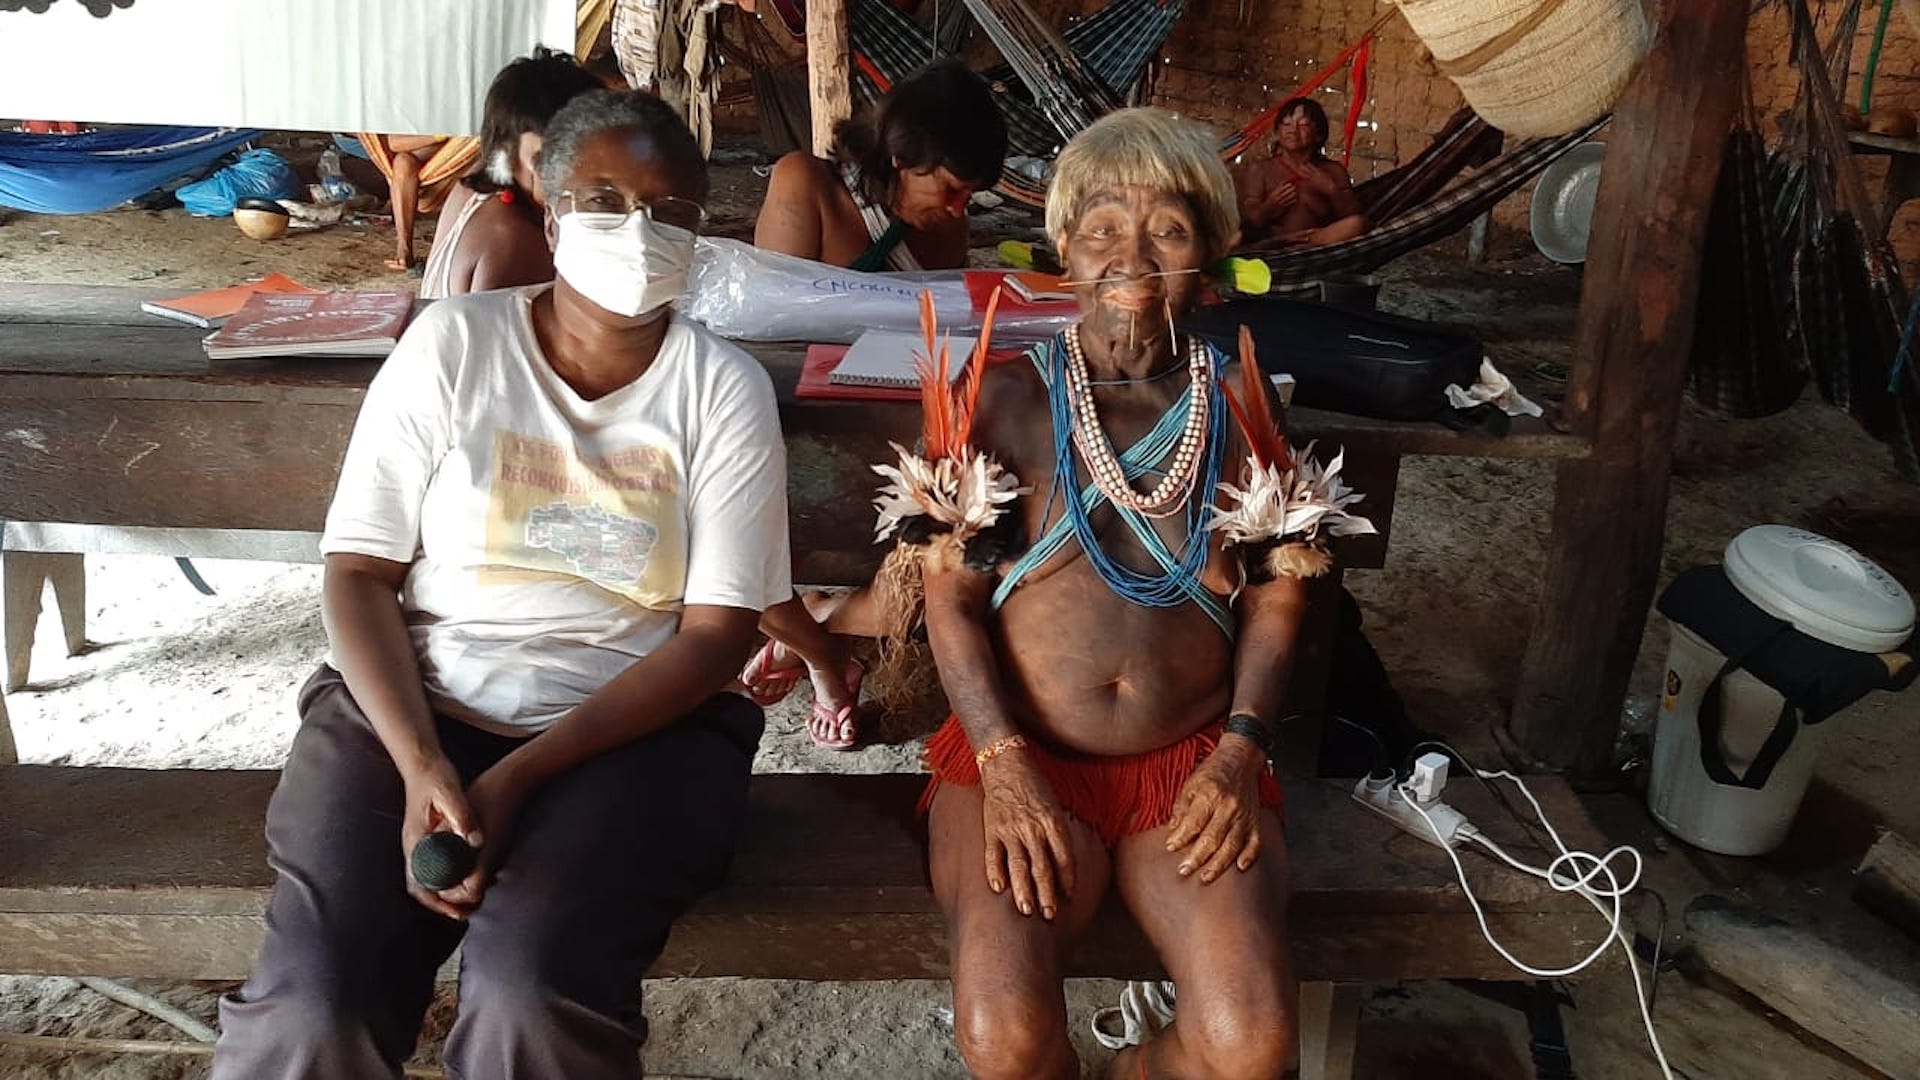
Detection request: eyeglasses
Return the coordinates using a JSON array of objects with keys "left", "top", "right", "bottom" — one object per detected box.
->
[{"left": 557, "top": 186, "right": 707, "bottom": 233}]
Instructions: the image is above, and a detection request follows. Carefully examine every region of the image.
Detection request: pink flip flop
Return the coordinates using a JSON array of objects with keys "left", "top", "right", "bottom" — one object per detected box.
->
[
  {"left": 740, "top": 639, "right": 806, "bottom": 707},
  {"left": 808, "top": 661, "right": 866, "bottom": 751}
]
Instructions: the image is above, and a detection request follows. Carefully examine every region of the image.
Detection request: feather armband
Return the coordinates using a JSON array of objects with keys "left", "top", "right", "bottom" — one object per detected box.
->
[
  {"left": 1207, "top": 441, "right": 1377, "bottom": 581},
  {"left": 1211, "top": 326, "right": 1376, "bottom": 581},
  {"left": 873, "top": 443, "right": 1023, "bottom": 550}
]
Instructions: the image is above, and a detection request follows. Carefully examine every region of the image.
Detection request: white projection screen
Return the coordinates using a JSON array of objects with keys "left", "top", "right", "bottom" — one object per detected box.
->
[{"left": 0, "top": 0, "right": 578, "bottom": 135}]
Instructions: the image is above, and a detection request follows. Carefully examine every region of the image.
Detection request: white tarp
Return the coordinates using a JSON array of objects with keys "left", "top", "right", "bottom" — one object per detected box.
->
[{"left": 0, "top": 0, "right": 577, "bottom": 135}]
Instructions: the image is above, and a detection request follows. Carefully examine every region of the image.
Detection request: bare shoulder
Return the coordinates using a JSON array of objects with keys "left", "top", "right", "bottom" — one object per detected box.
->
[
  {"left": 768, "top": 152, "right": 835, "bottom": 198},
  {"left": 972, "top": 353, "right": 1051, "bottom": 464}
]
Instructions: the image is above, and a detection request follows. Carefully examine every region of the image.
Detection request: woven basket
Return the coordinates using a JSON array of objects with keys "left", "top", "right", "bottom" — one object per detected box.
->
[{"left": 1394, "top": 0, "right": 1650, "bottom": 137}]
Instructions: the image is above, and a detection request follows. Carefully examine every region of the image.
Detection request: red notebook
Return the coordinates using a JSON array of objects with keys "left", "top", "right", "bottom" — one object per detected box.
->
[
  {"left": 202, "top": 291, "right": 415, "bottom": 360},
  {"left": 964, "top": 270, "right": 1079, "bottom": 317},
  {"left": 141, "top": 272, "right": 319, "bottom": 329},
  {"left": 795, "top": 342, "right": 1026, "bottom": 402}
]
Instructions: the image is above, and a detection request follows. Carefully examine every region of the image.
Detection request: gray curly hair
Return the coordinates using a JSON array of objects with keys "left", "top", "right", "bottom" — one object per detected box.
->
[{"left": 535, "top": 89, "right": 709, "bottom": 205}]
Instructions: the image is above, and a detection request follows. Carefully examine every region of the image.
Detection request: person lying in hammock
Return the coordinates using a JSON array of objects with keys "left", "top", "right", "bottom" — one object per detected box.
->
[
  {"left": 416, "top": 49, "right": 603, "bottom": 299},
  {"left": 1236, "top": 98, "right": 1370, "bottom": 250},
  {"left": 738, "top": 58, "right": 1008, "bottom": 749},
  {"left": 754, "top": 58, "right": 1008, "bottom": 272}
]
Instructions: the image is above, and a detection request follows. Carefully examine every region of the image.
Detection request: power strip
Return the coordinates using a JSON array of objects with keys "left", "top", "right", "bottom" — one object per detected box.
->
[{"left": 1353, "top": 773, "right": 1468, "bottom": 848}]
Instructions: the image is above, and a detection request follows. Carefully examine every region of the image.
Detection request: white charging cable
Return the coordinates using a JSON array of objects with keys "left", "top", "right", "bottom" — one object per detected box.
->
[{"left": 1396, "top": 773, "right": 1673, "bottom": 1079}]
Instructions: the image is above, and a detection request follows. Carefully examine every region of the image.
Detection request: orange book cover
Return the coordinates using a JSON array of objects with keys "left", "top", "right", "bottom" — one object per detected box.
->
[
  {"left": 202, "top": 291, "right": 415, "bottom": 360},
  {"left": 140, "top": 272, "right": 319, "bottom": 329}
]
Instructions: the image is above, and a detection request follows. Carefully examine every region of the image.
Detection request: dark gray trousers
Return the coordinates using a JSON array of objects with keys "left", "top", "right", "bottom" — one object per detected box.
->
[{"left": 213, "top": 666, "right": 763, "bottom": 1080}]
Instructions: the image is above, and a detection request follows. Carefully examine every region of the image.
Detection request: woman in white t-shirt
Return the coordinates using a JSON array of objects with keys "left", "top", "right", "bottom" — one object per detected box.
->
[{"left": 214, "top": 92, "right": 790, "bottom": 1080}]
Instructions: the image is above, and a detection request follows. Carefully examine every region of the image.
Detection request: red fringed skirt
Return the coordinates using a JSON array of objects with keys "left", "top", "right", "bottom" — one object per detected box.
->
[{"left": 920, "top": 716, "right": 1285, "bottom": 846}]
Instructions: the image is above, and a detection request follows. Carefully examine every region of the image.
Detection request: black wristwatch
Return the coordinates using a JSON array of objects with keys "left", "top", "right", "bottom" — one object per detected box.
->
[{"left": 1223, "top": 712, "right": 1276, "bottom": 756}]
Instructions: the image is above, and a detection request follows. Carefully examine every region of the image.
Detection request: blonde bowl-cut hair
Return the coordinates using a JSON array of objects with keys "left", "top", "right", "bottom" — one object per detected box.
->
[{"left": 1046, "top": 107, "right": 1240, "bottom": 261}]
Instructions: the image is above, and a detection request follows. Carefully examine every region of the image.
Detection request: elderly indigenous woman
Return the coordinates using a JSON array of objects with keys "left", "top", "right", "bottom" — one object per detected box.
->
[
  {"left": 754, "top": 58, "right": 1008, "bottom": 271},
  {"left": 212, "top": 91, "right": 790, "bottom": 1080},
  {"left": 877, "top": 108, "right": 1374, "bottom": 1079},
  {"left": 1236, "top": 97, "right": 1369, "bottom": 249},
  {"left": 417, "top": 49, "right": 603, "bottom": 299}
]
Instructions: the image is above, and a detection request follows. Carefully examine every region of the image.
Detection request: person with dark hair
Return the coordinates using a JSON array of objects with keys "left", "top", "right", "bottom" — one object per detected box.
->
[
  {"left": 1235, "top": 96, "right": 1369, "bottom": 249},
  {"left": 213, "top": 90, "right": 791, "bottom": 1080},
  {"left": 754, "top": 58, "right": 1008, "bottom": 271},
  {"left": 736, "top": 60, "right": 1008, "bottom": 749},
  {"left": 417, "top": 49, "right": 604, "bottom": 299}
]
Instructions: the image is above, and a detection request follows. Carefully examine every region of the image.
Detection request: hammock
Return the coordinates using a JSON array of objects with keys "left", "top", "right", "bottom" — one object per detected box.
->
[
  {"left": 847, "top": 0, "right": 1183, "bottom": 160},
  {"left": 845, "top": 0, "right": 1384, "bottom": 209},
  {"left": 352, "top": 133, "right": 482, "bottom": 214},
  {"left": 0, "top": 126, "right": 261, "bottom": 215},
  {"left": 1247, "top": 117, "right": 1607, "bottom": 290}
]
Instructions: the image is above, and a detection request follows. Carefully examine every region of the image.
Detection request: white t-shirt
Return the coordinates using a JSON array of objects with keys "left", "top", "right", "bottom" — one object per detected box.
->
[{"left": 321, "top": 286, "right": 792, "bottom": 734}]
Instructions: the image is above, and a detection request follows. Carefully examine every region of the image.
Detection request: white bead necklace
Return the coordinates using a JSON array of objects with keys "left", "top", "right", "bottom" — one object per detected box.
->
[{"left": 1061, "top": 325, "right": 1211, "bottom": 518}]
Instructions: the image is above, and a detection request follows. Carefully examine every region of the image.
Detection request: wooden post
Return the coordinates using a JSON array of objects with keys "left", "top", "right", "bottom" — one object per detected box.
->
[
  {"left": 1297, "top": 981, "right": 1361, "bottom": 1080},
  {"left": 807, "top": 0, "right": 853, "bottom": 158},
  {"left": 1508, "top": 0, "right": 1750, "bottom": 774}
]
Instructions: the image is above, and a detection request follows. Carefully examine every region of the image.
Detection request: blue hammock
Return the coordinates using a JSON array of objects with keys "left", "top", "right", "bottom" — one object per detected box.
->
[{"left": 0, "top": 126, "right": 263, "bottom": 214}]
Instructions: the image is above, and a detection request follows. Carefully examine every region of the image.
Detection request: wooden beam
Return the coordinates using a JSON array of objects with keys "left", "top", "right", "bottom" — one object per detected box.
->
[
  {"left": 806, "top": 0, "right": 852, "bottom": 158},
  {"left": 1509, "top": 0, "right": 1750, "bottom": 774},
  {"left": 1856, "top": 828, "right": 1920, "bottom": 942},
  {"left": 1686, "top": 896, "right": 1920, "bottom": 1078}
]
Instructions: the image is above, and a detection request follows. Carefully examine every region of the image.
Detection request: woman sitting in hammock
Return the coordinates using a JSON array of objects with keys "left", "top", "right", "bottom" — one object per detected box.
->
[
  {"left": 754, "top": 58, "right": 1007, "bottom": 272},
  {"left": 416, "top": 50, "right": 603, "bottom": 299},
  {"left": 1236, "top": 98, "right": 1369, "bottom": 249}
]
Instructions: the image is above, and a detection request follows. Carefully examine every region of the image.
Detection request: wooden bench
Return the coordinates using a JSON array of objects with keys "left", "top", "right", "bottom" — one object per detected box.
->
[
  {"left": 0, "top": 284, "right": 1585, "bottom": 750},
  {"left": 0, "top": 764, "right": 1610, "bottom": 1077}
]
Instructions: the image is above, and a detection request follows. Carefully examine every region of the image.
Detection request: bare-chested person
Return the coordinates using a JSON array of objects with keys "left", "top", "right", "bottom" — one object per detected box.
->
[
  {"left": 1236, "top": 97, "right": 1369, "bottom": 249},
  {"left": 754, "top": 58, "right": 1007, "bottom": 272},
  {"left": 874, "top": 108, "right": 1372, "bottom": 1079}
]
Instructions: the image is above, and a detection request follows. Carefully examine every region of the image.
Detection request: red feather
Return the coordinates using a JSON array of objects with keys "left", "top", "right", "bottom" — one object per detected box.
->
[
  {"left": 916, "top": 286, "right": 1001, "bottom": 460},
  {"left": 1222, "top": 324, "right": 1290, "bottom": 470}
]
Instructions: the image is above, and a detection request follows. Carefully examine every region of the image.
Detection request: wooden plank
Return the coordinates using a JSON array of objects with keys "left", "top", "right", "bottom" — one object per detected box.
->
[
  {"left": 1298, "top": 981, "right": 1361, "bottom": 1080},
  {"left": 1509, "top": 0, "right": 1751, "bottom": 774},
  {"left": 0, "top": 907, "right": 1609, "bottom": 984},
  {"left": 806, "top": 0, "right": 852, "bottom": 158},
  {"left": 1687, "top": 896, "right": 1920, "bottom": 1079},
  {"left": 0, "top": 767, "right": 1611, "bottom": 980},
  {"left": 1855, "top": 827, "right": 1920, "bottom": 942}
]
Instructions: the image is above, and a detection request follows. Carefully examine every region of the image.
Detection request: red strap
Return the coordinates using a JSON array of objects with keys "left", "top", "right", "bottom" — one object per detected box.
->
[
  {"left": 1238, "top": 30, "right": 1376, "bottom": 153},
  {"left": 1341, "top": 36, "right": 1373, "bottom": 168}
]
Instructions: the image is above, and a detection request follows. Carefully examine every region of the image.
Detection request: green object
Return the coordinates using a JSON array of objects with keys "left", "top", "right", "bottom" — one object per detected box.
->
[
  {"left": 1219, "top": 256, "right": 1273, "bottom": 295},
  {"left": 997, "top": 239, "right": 1036, "bottom": 269},
  {"left": 1863, "top": 0, "right": 1895, "bottom": 112}
]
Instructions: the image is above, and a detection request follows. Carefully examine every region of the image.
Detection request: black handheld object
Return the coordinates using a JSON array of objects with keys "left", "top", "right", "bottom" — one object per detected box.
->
[{"left": 410, "top": 831, "right": 477, "bottom": 891}]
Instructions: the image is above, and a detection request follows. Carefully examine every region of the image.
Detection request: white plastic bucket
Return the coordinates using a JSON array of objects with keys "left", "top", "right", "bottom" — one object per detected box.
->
[
  {"left": 1648, "top": 526, "right": 1912, "bottom": 856},
  {"left": 1648, "top": 623, "right": 1829, "bottom": 856}
]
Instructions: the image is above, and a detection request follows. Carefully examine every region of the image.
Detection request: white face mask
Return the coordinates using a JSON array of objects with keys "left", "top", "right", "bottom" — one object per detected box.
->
[{"left": 552, "top": 211, "right": 696, "bottom": 319}]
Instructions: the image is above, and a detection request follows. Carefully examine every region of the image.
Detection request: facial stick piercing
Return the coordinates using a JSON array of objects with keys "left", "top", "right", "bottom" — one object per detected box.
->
[{"left": 1056, "top": 268, "right": 1205, "bottom": 288}]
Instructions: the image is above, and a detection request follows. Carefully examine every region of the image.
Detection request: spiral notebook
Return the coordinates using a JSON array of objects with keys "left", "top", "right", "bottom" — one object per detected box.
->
[{"left": 828, "top": 329, "right": 978, "bottom": 390}]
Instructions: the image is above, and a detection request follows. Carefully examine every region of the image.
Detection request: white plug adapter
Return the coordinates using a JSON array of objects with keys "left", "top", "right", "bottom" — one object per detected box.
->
[
  {"left": 1352, "top": 773, "right": 1469, "bottom": 849},
  {"left": 1408, "top": 751, "right": 1451, "bottom": 804}
]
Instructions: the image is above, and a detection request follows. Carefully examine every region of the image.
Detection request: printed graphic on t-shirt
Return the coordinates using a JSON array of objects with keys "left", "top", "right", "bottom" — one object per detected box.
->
[{"left": 482, "top": 431, "right": 687, "bottom": 606}]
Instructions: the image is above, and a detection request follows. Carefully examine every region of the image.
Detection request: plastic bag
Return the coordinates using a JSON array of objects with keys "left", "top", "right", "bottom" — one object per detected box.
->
[
  {"left": 681, "top": 238, "right": 1074, "bottom": 344},
  {"left": 177, "top": 148, "right": 304, "bottom": 217}
]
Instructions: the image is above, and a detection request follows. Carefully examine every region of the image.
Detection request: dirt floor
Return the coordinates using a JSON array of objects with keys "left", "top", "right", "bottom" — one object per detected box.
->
[{"left": 3, "top": 140, "right": 1919, "bottom": 1078}]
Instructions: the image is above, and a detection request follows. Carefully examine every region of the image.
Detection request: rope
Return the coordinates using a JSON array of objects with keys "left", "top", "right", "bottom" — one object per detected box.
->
[{"left": 1862, "top": 0, "right": 1896, "bottom": 112}]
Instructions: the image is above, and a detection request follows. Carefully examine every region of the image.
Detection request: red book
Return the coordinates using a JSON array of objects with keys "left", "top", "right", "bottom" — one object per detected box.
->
[
  {"left": 141, "top": 272, "right": 319, "bottom": 329},
  {"left": 202, "top": 291, "right": 415, "bottom": 360}
]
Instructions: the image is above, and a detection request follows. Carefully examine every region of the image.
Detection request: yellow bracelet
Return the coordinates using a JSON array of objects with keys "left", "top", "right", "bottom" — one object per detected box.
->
[{"left": 974, "top": 734, "right": 1029, "bottom": 770}]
